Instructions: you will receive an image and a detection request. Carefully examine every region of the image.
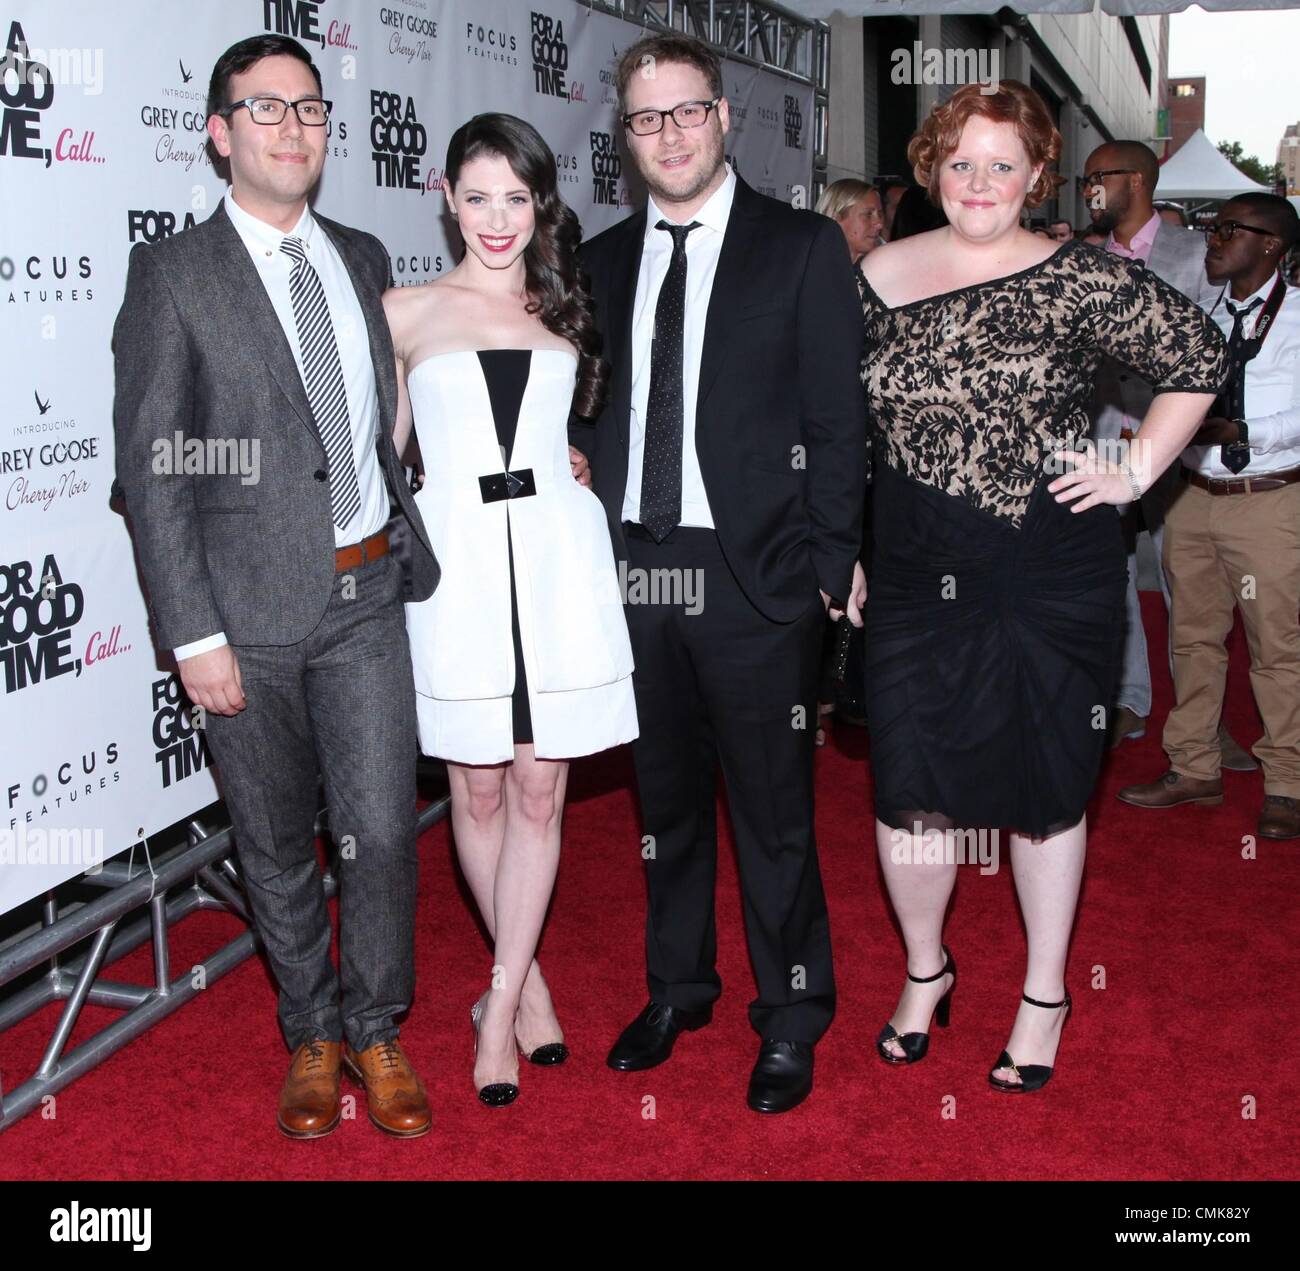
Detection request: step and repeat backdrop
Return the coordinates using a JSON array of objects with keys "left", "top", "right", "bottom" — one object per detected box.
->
[{"left": 0, "top": 0, "right": 813, "bottom": 913}]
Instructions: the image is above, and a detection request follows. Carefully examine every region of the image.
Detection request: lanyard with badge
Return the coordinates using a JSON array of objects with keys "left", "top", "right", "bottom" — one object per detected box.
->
[{"left": 1215, "top": 272, "right": 1288, "bottom": 474}]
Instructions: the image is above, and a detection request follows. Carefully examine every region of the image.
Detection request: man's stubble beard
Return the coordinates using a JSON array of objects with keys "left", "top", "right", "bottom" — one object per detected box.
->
[
  {"left": 639, "top": 125, "right": 726, "bottom": 208},
  {"left": 1089, "top": 205, "right": 1120, "bottom": 234},
  {"left": 1088, "top": 187, "right": 1130, "bottom": 235}
]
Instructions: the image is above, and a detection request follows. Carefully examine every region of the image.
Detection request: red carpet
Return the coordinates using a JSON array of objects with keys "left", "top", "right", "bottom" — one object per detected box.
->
[{"left": 1, "top": 595, "right": 1295, "bottom": 1180}]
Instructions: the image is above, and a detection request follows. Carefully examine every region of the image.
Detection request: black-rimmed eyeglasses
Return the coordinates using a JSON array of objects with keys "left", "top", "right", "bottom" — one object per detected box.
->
[
  {"left": 218, "top": 96, "right": 333, "bottom": 126},
  {"left": 622, "top": 98, "right": 721, "bottom": 136},
  {"left": 1078, "top": 168, "right": 1137, "bottom": 189},
  {"left": 1202, "top": 220, "right": 1274, "bottom": 243}
]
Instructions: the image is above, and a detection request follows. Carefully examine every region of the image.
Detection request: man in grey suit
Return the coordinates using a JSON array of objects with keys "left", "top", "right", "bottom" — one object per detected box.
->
[
  {"left": 113, "top": 35, "right": 438, "bottom": 1139},
  {"left": 1083, "top": 141, "right": 1254, "bottom": 768}
]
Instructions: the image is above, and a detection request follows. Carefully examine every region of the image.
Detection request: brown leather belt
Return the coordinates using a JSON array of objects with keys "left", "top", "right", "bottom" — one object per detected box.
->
[
  {"left": 334, "top": 529, "right": 390, "bottom": 572},
  {"left": 1181, "top": 464, "right": 1300, "bottom": 497}
]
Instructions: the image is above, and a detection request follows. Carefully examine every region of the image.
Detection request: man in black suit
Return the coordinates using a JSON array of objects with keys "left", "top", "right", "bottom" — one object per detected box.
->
[
  {"left": 113, "top": 35, "right": 437, "bottom": 1139},
  {"left": 574, "top": 34, "right": 867, "bottom": 1112}
]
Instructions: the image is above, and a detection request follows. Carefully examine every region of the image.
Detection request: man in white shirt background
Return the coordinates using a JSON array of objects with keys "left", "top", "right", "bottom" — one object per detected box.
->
[
  {"left": 1084, "top": 140, "right": 1256, "bottom": 771},
  {"left": 1119, "top": 194, "right": 1300, "bottom": 839}
]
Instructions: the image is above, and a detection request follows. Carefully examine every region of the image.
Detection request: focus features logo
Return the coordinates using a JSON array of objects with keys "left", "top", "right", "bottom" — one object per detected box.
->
[
  {"left": 465, "top": 20, "right": 518, "bottom": 66},
  {"left": 0, "top": 251, "right": 94, "bottom": 305},
  {"left": 4, "top": 742, "right": 120, "bottom": 830}
]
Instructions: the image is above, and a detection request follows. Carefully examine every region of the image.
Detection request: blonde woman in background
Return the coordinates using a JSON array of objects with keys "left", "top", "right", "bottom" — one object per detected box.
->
[{"left": 816, "top": 179, "right": 885, "bottom": 274}]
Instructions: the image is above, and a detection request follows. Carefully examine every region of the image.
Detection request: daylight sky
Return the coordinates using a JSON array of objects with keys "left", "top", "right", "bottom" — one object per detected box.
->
[{"left": 1167, "top": 6, "right": 1300, "bottom": 166}]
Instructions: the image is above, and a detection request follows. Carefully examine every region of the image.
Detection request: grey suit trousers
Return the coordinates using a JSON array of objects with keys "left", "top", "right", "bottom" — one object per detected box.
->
[{"left": 204, "top": 551, "right": 418, "bottom": 1053}]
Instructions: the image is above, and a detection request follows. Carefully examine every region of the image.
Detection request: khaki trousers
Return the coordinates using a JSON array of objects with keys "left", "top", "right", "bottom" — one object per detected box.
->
[{"left": 1161, "top": 476, "right": 1300, "bottom": 796}]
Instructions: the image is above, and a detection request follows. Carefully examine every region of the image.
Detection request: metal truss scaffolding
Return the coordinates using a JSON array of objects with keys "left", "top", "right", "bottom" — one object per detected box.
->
[
  {"left": 581, "top": 0, "right": 830, "bottom": 194},
  {"left": 0, "top": 781, "right": 449, "bottom": 1131}
]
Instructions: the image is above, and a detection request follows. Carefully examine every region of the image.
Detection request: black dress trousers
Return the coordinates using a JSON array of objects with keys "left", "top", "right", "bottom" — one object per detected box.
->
[{"left": 623, "top": 523, "right": 836, "bottom": 1043}]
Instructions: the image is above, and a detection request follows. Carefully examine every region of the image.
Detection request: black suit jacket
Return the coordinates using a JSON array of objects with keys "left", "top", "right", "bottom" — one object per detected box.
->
[
  {"left": 112, "top": 199, "right": 438, "bottom": 650},
  {"left": 573, "top": 172, "right": 866, "bottom": 622}
]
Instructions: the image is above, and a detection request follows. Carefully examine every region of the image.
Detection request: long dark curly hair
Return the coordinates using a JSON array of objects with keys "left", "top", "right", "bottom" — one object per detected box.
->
[{"left": 445, "top": 113, "right": 608, "bottom": 420}]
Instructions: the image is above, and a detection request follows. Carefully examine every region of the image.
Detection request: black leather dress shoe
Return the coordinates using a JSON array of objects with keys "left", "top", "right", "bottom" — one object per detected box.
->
[
  {"left": 747, "top": 1040, "right": 814, "bottom": 1113},
  {"left": 606, "top": 1001, "right": 712, "bottom": 1071}
]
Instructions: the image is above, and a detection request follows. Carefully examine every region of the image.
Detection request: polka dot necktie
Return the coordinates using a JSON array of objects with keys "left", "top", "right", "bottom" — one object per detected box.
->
[
  {"left": 639, "top": 219, "right": 701, "bottom": 542},
  {"left": 280, "top": 235, "right": 362, "bottom": 530}
]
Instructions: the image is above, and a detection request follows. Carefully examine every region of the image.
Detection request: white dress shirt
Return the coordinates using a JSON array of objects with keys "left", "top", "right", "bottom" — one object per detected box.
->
[
  {"left": 1182, "top": 275, "right": 1300, "bottom": 479},
  {"left": 173, "top": 192, "right": 389, "bottom": 660},
  {"left": 622, "top": 164, "right": 737, "bottom": 528}
]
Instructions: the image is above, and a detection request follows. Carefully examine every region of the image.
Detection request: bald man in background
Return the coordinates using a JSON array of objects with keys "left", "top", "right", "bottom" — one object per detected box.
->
[{"left": 1083, "top": 141, "right": 1255, "bottom": 770}]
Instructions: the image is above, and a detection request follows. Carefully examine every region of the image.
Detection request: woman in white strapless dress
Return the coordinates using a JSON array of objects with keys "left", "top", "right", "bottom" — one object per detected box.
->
[{"left": 383, "top": 114, "right": 636, "bottom": 1108}]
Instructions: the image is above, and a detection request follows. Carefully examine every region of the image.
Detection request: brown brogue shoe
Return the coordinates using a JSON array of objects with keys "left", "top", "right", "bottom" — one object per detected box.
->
[
  {"left": 342, "top": 1039, "right": 431, "bottom": 1138},
  {"left": 1258, "top": 795, "right": 1300, "bottom": 840},
  {"left": 277, "top": 1039, "right": 342, "bottom": 1139},
  {"left": 1117, "top": 770, "right": 1223, "bottom": 809}
]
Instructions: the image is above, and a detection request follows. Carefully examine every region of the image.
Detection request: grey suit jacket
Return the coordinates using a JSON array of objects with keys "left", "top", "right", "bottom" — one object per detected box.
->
[
  {"left": 112, "top": 200, "right": 439, "bottom": 651},
  {"left": 1091, "top": 220, "right": 1224, "bottom": 446}
]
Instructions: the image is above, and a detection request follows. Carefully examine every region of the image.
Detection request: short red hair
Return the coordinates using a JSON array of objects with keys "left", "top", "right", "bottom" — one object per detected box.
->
[{"left": 908, "top": 80, "right": 1063, "bottom": 210}]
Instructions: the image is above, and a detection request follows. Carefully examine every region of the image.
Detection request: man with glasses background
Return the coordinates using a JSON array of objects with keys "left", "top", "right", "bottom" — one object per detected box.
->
[
  {"left": 573, "top": 33, "right": 866, "bottom": 1113},
  {"left": 112, "top": 34, "right": 439, "bottom": 1139},
  {"left": 1082, "top": 141, "right": 1255, "bottom": 769},
  {"left": 1120, "top": 195, "right": 1300, "bottom": 837}
]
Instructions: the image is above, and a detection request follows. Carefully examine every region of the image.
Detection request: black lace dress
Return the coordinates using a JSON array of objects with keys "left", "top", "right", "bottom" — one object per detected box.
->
[{"left": 859, "top": 239, "right": 1228, "bottom": 838}]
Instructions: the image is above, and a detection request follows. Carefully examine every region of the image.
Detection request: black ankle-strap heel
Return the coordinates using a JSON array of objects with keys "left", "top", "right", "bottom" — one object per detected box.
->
[
  {"left": 876, "top": 945, "right": 957, "bottom": 1065},
  {"left": 988, "top": 990, "right": 1072, "bottom": 1093}
]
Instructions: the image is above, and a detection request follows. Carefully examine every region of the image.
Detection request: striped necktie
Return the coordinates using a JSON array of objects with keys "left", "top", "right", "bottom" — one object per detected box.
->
[{"left": 279, "top": 234, "right": 361, "bottom": 531}]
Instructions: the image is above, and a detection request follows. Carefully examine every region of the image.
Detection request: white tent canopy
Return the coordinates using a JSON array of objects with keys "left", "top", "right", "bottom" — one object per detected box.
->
[{"left": 1155, "top": 127, "right": 1272, "bottom": 199}]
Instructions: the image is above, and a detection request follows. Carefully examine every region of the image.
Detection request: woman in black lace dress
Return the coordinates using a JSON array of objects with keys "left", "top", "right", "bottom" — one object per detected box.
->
[{"left": 859, "top": 82, "right": 1228, "bottom": 1091}]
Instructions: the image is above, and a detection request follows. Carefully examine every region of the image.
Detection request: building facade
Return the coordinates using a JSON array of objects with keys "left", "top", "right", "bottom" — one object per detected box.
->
[
  {"left": 1279, "top": 123, "right": 1300, "bottom": 195},
  {"left": 828, "top": 9, "right": 1168, "bottom": 229},
  {"left": 1169, "top": 76, "right": 1207, "bottom": 158}
]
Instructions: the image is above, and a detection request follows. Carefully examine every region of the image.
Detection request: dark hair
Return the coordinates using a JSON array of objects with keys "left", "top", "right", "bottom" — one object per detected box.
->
[
  {"left": 1103, "top": 140, "right": 1160, "bottom": 194},
  {"left": 909, "top": 79, "right": 1062, "bottom": 209},
  {"left": 1224, "top": 192, "right": 1300, "bottom": 250},
  {"left": 615, "top": 33, "right": 723, "bottom": 114},
  {"left": 890, "top": 184, "right": 949, "bottom": 241},
  {"left": 446, "top": 113, "right": 608, "bottom": 419},
  {"left": 207, "top": 34, "right": 321, "bottom": 121}
]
